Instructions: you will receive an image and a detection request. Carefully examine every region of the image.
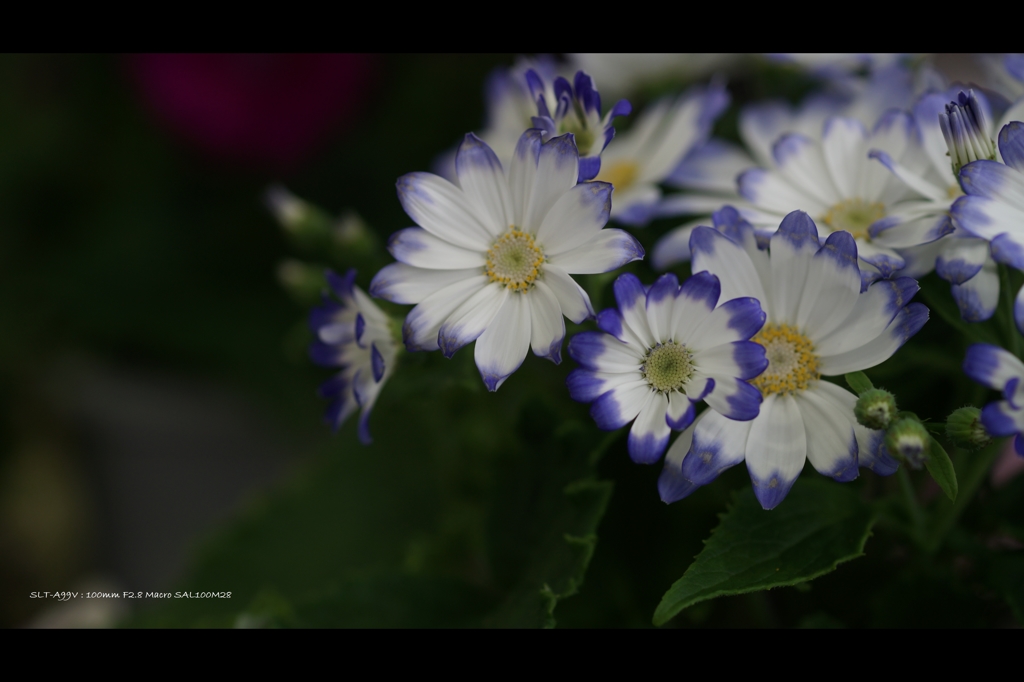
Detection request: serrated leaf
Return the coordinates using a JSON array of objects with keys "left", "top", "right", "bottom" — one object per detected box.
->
[
  {"left": 925, "top": 438, "right": 958, "bottom": 501},
  {"left": 845, "top": 371, "right": 873, "bottom": 395},
  {"left": 653, "top": 477, "right": 876, "bottom": 626}
]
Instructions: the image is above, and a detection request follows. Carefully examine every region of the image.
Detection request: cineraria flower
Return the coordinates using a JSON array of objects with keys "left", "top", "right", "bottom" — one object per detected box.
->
[
  {"left": 658, "top": 210, "right": 928, "bottom": 510},
  {"left": 567, "top": 272, "right": 767, "bottom": 464},
  {"left": 370, "top": 130, "right": 644, "bottom": 391},
  {"left": 309, "top": 269, "right": 398, "bottom": 444},
  {"left": 652, "top": 65, "right": 929, "bottom": 270},
  {"left": 593, "top": 82, "right": 729, "bottom": 225},
  {"left": 952, "top": 121, "right": 1024, "bottom": 332},
  {"left": 526, "top": 69, "right": 631, "bottom": 182},
  {"left": 733, "top": 111, "right": 954, "bottom": 289},
  {"left": 963, "top": 343, "right": 1024, "bottom": 455},
  {"left": 871, "top": 89, "right": 1024, "bottom": 322}
]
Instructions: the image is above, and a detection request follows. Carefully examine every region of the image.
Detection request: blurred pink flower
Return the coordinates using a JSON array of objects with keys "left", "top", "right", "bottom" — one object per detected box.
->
[
  {"left": 129, "top": 54, "right": 376, "bottom": 170},
  {"left": 991, "top": 437, "right": 1024, "bottom": 489}
]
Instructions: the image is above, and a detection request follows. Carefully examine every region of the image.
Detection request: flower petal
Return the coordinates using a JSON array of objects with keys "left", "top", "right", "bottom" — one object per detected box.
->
[
  {"left": 536, "top": 181, "right": 612, "bottom": 256},
  {"left": 474, "top": 292, "right": 532, "bottom": 391},
  {"left": 396, "top": 172, "right": 495, "bottom": 250},
  {"left": 690, "top": 225, "right": 769, "bottom": 308},
  {"left": 528, "top": 280, "right": 565, "bottom": 363},
  {"left": 698, "top": 372, "right": 762, "bottom": 421},
  {"left": 745, "top": 394, "right": 807, "bottom": 510},
  {"left": 963, "top": 343, "right": 1024, "bottom": 391},
  {"left": 668, "top": 270, "right": 720, "bottom": 343},
  {"left": 524, "top": 134, "right": 579, "bottom": 233},
  {"left": 951, "top": 259, "right": 998, "bottom": 323},
  {"left": 646, "top": 273, "right": 680, "bottom": 344},
  {"left": 613, "top": 273, "right": 655, "bottom": 348},
  {"left": 795, "top": 384, "right": 859, "bottom": 482},
  {"left": 455, "top": 133, "right": 513, "bottom": 232},
  {"left": 546, "top": 228, "right": 644, "bottom": 275},
  {"left": 797, "top": 230, "right": 862, "bottom": 339},
  {"left": 678, "top": 408, "right": 752, "bottom": 487},
  {"left": 388, "top": 227, "right": 486, "bottom": 270},
  {"left": 684, "top": 297, "right": 766, "bottom": 348},
  {"left": 629, "top": 392, "right": 671, "bottom": 464},
  {"left": 590, "top": 379, "right": 650, "bottom": 430},
  {"left": 693, "top": 341, "right": 768, "bottom": 380},
  {"left": 542, "top": 265, "right": 595, "bottom": 324},
  {"left": 402, "top": 275, "right": 488, "bottom": 352},
  {"left": 438, "top": 282, "right": 508, "bottom": 358},
  {"left": 815, "top": 276, "right": 920, "bottom": 357},
  {"left": 370, "top": 262, "right": 482, "bottom": 304},
  {"left": 818, "top": 302, "right": 928, "bottom": 375},
  {"left": 769, "top": 211, "right": 822, "bottom": 323}
]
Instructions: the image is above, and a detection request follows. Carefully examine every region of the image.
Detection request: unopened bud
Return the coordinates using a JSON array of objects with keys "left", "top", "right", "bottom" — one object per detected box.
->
[
  {"left": 945, "top": 406, "right": 990, "bottom": 449},
  {"left": 265, "top": 184, "right": 333, "bottom": 239},
  {"left": 855, "top": 388, "right": 898, "bottom": 430},
  {"left": 885, "top": 418, "right": 931, "bottom": 470},
  {"left": 276, "top": 259, "right": 326, "bottom": 302},
  {"left": 939, "top": 90, "right": 996, "bottom": 177},
  {"left": 332, "top": 209, "right": 377, "bottom": 258}
]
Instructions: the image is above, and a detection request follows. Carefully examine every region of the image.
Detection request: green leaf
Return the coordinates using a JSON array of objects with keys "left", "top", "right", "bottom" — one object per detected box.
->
[
  {"left": 845, "top": 371, "right": 873, "bottom": 395},
  {"left": 925, "top": 438, "right": 958, "bottom": 502},
  {"left": 653, "top": 477, "right": 876, "bottom": 627}
]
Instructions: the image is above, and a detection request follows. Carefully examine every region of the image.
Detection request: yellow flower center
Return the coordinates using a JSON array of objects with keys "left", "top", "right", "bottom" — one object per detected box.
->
[
  {"left": 642, "top": 342, "right": 694, "bottom": 393},
  {"left": 751, "top": 324, "right": 820, "bottom": 396},
  {"left": 822, "top": 198, "right": 886, "bottom": 240},
  {"left": 596, "top": 161, "right": 639, "bottom": 193},
  {"left": 485, "top": 228, "right": 545, "bottom": 293}
]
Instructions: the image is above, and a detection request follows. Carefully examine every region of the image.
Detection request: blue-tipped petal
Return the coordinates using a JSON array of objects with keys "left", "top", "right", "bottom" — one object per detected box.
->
[
  {"left": 687, "top": 296, "right": 766, "bottom": 348},
  {"left": 936, "top": 255, "right": 985, "bottom": 284},
  {"left": 567, "top": 331, "right": 639, "bottom": 372},
  {"left": 355, "top": 313, "right": 366, "bottom": 347},
  {"left": 991, "top": 233, "right": 1024, "bottom": 270},
  {"left": 1004, "top": 377, "right": 1021, "bottom": 409},
  {"left": 981, "top": 400, "right": 1020, "bottom": 437},
  {"left": 609, "top": 99, "right": 632, "bottom": 119},
  {"left": 703, "top": 376, "right": 762, "bottom": 421},
  {"left": 1016, "top": 433, "right": 1024, "bottom": 456},
  {"left": 677, "top": 270, "right": 720, "bottom": 314},
  {"left": 963, "top": 343, "right": 1023, "bottom": 390},
  {"left": 666, "top": 399, "right": 697, "bottom": 431},
  {"left": 326, "top": 269, "right": 357, "bottom": 301},
  {"left": 357, "top": 406, "right": 373, "bottom": 445},
  {"left": 678, "top": 410, "right": 750, "bottom": 487},
  {"left": 309, "top": 341, "right": 342, "bottom": 367},
  {"left": 595, "top": 308, "right": 625, "bottom": 340},
  {"left": 960, "top": 159, "right": 1019, "bottom": 201},
  {"left": 998, "top": 121, "right": 1024, "bottom": 173},
  {"left": 566, "top": 368, "right": 611, "bottom": 403},
  {"left": 578, "top": 155, "right": 601, "bottom": 182},
  {"left": 371, "top": 343, "right": 385, "bottom": 382},
  {"left": 859, "top": 428, "right": 899, "bottom": 476},
  {"left": 1016, "top": 284, "right": 1024, "bottom": 336},
  {"left": 318, "top": 374, "right": 348, "bottom": 400},
  {"left": 590, "top": 380, "right": 649, "bottom": 431},
  {"left": 952, "top": 274, "right": 998, "bottom": 323}
]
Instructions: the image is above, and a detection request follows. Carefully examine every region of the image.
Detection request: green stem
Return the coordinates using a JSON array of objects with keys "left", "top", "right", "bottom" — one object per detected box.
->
[
  {"left": 924, "top": 440, "right": 1002, "bottom": 553},
  {"left": 898, "top": 467, "right": 926, "bottom": 547}
]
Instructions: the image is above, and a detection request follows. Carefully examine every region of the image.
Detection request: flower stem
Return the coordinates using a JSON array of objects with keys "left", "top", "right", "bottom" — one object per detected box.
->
[
  {"left": 897, "top": 467, "right": 926, "bottom": 547},
  {"left": 923, "top": 439, "right": 1002, "bottom": 553}
]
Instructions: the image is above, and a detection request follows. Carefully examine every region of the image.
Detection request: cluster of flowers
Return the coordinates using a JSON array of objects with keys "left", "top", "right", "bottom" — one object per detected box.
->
[{"left": 304, "top": 54, "right": 1024, "bottom": 510}]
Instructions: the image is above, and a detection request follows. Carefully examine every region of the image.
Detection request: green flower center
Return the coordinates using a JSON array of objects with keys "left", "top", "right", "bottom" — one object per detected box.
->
[
  {"left": 486, "top": 228, "right": 545, "bottom": 292},
  {"left": 642, "top": 342, "right": 694, "bottom": 393}
]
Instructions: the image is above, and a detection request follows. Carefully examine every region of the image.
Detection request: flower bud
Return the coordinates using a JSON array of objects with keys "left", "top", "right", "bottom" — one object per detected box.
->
[
  {"left": 939, "top": 90, "right": 996, "bottom": 177},
  {"left": 945, "top": 406, "right": 990, "bottom": 449},
  {"left": 855, "top": 388, "right": 898, "bottom": 430},
  {"left": 885, "top": 418, "right": 931, "bottom": 470},
  {"left": 265, "top": 184, "right": 333, "bottom": 238}
]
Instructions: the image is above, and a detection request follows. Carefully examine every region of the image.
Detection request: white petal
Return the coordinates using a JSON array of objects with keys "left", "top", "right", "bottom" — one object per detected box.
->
[
  {"left": 529, "top": 281, "right": 566, "bottom": 362},
  {"left": 523, "top": 135, "right": 578, "bottom": 234},
  {"left": 541, "top": 265, "right": 594, "bottom": 324},
  {"left": 370, "top": 263, "right": 482, "bottom": 305},
  {"left": 455, "top": 134, "right": 513, "bottom": 233},
  {"left": 403, "top": 275, "right": 488, "bottom": 352},
  {"left": 388, "top": 227, "right": 485, "bottom": 270},
  {"left": 536, "top": 182, "right": 612, "bottom": 257},
  {"left": 745, "top": 394, "right": 807, "bottom": 510},
  {"left": 774, "top": 133, "right": 841, "bottom": 206},
  {"left": 689, "top": 226, "right": 769, "bottom": 310},
  {"left": 396, "top": 172, "right": 495, "bottom": 250},
  {"left": 546, "top": 228, "right": 645, "bottom": 275},
  {"left": 629, "top": 392, "right": 672, "bottom": 463},
  {"left": 474, "top": 293, "right": 532, "bottom": 391},
  {"left": 795, "top": 384, "right": 859, "bottom": 481},
  {"left": 437, "top": 282, "right": 508, "bottom": 357},
  {"left": 822, "top": 116, "right": 869, "bottom": 200}
]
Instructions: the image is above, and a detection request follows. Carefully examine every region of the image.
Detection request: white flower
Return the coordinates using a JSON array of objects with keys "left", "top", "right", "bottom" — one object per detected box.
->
[
  {"left": 874, "top": 89, "right": 1024, "bottom": 322},
  {"left": 593, "top": 82, "right": 729, "bottom": 225},
  {"left": 952, "top": 121, "right": 1024, "bottom": 333},
  {"left": 659, "top": 211, "right": 929, "bottom": 510},
  {"left": 310, "top": 270, "right": 398, "bottom": 444},
  {"left": 371, "top": 130, "right": 644, "bottom": 391},
  {"left": 567, "top": 271, "right": 767, "bottom": 464}
]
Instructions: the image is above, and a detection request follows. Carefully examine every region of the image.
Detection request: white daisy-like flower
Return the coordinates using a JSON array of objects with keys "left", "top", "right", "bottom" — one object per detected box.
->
[
  {"left": 592, "top": 82, "right": 730, "bottom": 226},
  {"left": 963, "top": 343, "right": 1024, "bottom": 455},
  {"left": 567, "top": 271, "right": 767, "bottom": 464},
  {"left": 952, "top": 121, "right": 1024, "bottom": 333},
  {"left": 370, "top": 130, "right": 644, "bottom": 391},
  {"left": 309, "top": 269, "right": 398, "bottom": 444},
  {"left": 652, "top": 64, "right": 931, "bottom": 270},
  {"left": 658, "top": 211, "right": 928, "bottom": 510}
]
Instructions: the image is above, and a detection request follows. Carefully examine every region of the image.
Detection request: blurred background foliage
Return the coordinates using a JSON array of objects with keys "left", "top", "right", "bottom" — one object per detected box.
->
[{"left": 1, "top": 54, "right": 1021, "bottom": 628}]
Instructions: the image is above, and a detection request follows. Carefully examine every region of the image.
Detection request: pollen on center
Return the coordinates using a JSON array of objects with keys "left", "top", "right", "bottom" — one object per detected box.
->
[
  {"left": 486, "top": 227, "right": 545, "bottom": 292},
  {"left": 642, "top": 341, "right": 694, "bottom": 393},
  {"left": 822, "top": 198, "right": 886, "bottom": 241},
  {"left": 751, "top": 323, "right": 820, "bottom": 396}
]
